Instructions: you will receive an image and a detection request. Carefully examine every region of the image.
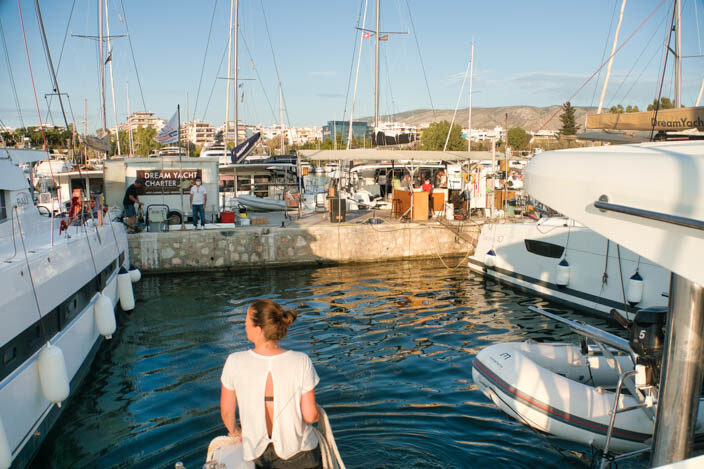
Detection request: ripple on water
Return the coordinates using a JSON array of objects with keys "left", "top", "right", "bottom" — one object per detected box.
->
[{"left": 32, "top": 259, "right": 627, "bottom": 468}]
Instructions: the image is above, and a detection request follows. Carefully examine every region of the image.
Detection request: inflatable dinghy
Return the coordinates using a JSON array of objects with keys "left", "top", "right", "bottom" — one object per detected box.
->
[{"left": 473, "top": 307, "right": 704, "bottom": 454}]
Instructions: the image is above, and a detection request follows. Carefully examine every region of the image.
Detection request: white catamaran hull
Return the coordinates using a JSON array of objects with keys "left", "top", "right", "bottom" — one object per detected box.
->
[
  {"left": 0, "top": 197, "right": 130, "bottom": 468},
  {"left": 467, "top": 218, "right": 670, "bottom": 321},
  {"left": 472, "top": 342, "right": 704, "bottom": 453}
]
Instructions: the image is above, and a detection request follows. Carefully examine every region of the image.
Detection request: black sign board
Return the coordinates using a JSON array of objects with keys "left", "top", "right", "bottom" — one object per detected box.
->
[{"left": 136, "top": 169, "right": 202, "bottom": 194}]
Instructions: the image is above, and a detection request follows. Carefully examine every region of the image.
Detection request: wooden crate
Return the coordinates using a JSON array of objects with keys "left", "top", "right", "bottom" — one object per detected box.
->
[{"left": 250, "top": 217, "right": 269, "bottom": 225}]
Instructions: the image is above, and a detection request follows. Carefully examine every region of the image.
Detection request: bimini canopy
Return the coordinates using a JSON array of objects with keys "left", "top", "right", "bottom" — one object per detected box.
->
[
  {"left": 1, "top": 148, "right": 47, "bottom": 164},
  {"left": 299, "top": 149, "right": 512, "bottom": 162}
]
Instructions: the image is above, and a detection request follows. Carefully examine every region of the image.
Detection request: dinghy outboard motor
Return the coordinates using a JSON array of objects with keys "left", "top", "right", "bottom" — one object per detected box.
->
[{"left": 629, "top": 307, "right": 667, "bottom": 386}]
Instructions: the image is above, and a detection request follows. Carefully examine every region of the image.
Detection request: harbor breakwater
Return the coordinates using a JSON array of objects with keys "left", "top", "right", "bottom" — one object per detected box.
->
[{"left": 128, "top": 221, "right": 482, "bottom": 273}]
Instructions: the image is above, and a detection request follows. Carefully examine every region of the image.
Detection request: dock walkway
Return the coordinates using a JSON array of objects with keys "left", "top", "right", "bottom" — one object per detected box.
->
[{"left": 128, "top": 210, "right": 483, "bottom": 273}]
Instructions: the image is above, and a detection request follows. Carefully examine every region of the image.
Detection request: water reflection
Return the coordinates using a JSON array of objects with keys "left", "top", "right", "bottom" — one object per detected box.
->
[{"left": 33, "top": 259, "right": 625, "bottom": 468}]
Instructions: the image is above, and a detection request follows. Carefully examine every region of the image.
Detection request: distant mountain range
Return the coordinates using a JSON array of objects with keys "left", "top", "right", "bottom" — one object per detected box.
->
[{"left": 360, "top": 105, "right": 598, "bottom": 132}]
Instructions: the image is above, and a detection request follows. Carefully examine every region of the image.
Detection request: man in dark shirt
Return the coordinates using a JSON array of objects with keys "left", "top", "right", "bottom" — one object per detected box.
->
[{"left": 123, "top": 178, "right": 144, "bottom": 232}]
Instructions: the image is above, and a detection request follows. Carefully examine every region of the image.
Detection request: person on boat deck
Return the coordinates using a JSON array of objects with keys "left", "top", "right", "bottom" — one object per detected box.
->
[
  {"left": 190, "top": 177, "right": 207, "bottom": 229},
  {"left": 401, "top": 173, "right": 412, "bottom": 190},
  {"left": 122, "top": 178, "right": 143, "bottom": 232},
  {"left": 221, "top": 299, "right": 321, "bottom": 469},
  {"left": 375, "top": 170, "right": 387, "bottom": 198}
]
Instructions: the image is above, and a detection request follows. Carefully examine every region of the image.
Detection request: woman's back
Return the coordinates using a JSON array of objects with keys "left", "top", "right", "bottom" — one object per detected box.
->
[{"left": 221, "top": 349, "right": 319, "bottom": 461}]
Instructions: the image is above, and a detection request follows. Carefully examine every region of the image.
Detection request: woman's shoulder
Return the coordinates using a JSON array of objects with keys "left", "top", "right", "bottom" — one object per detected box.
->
[
  {"left": 225, "top": 349, "right": 251, "bottom": 364},
  {"left": 283, "top": 350, "right": 313, "bottom": 364}
]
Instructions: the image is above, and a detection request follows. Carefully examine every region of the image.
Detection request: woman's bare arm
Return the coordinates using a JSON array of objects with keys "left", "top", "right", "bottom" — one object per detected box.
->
[
  {"left": 300, "top": 388, "right": 319, "bottom": 424},
  {"left": 220, "top": 384, "right": 240, "bottom": 436}
]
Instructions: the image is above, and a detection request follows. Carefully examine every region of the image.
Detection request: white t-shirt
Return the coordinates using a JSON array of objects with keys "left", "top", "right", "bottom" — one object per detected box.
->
[
  {"left": 190, "top": 185, "right": 207, "bottom": 205},
  {"left": 221, "top": 350, "right": 320, "bottom": 461}
]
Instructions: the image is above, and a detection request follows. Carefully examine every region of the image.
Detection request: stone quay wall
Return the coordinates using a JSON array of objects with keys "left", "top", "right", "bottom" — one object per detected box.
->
[{"left": 128, "top": 222, "right": 481, "bottom": 273}]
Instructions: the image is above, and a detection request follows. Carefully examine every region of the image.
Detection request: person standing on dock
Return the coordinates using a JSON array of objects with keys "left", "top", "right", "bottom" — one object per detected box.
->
[
  {"left": 190, "top": 177, "right": 207, "bottom": 230},
  {"left": 123, "top": 178, "right": 144, "bottom": 233},
  {"left": 220, "top": 299, "right": 322, "bottom": 468}
]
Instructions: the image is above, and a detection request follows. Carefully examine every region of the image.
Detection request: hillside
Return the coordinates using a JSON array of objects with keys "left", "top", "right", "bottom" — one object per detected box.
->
[{"left": 361, "top": 105, "right": 597, "bottom": 132}]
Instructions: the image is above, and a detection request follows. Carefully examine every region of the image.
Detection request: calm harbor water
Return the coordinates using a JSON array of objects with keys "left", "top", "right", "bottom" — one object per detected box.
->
[{"left": 33, "top": 259, "right": 627, "bottom": 468}]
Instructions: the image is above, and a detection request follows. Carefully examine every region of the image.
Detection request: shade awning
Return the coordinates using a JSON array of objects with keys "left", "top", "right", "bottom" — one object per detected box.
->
[{"left": 299, "top": 149, "right": 517, "bottom": 162}]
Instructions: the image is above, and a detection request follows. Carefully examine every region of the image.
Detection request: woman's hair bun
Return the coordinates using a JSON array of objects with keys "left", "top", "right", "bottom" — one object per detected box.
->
[
  {"left": 249, "top": 299, "right": 298, "bottom": 341},
  {"left": 282, "top": 308, "right": 298, "bottom": 326}
]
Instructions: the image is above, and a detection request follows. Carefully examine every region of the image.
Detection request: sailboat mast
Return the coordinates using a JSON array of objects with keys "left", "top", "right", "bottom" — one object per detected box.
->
[
  {"left": 674, "top": 0, "right": 682, "bottom": 108},
  {"left": 234, "top": 0, "right": 239, "bottom": 147},
  {"left": 105, "top": 0, "right": 120, "bottom": 155},
  {"left": 98, "top": 0, "right": 106, "bottom": 132},
  {"left": 279, "top": 86, "right": 285, "bottom": 155},
  {"left": 597, "top": 0, "right": 626, "bottom": 114},
  {"left": 347, "top": 0, "right": 369, "bottom": 150},
  {"left": 225, "top": 0, "right": 234, "bottom": 143},
  {"left": 374, "top": 0, "right": 380, "bottom": 130},
  {"left": 468, "top": 41, "right": 474, "bottom": 151},
  {"left": 126, "top": 82, "right": 134, "bottom": 156}
]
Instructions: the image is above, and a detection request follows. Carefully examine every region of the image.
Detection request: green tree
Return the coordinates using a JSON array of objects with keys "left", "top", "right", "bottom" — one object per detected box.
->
[
  {"left": 507, "top": 127, "right": 530, "bottom": 150},
  {"left": 421, "top": 120, "right": 465, "bottom": 150},
  {"left": 558, "top": 101, "right": 580, "bottom": 137},
  {"left": 133, "top": 127, "right": 159, "bottom": 156},
  {"left": 647, "top": 97, "right": 674, "bottom": 111},
  {"left": 609, "top": 104, "right": 625, "bottom": 114},
  {"left": 609, "top": 104, "right": 640, "bottom": 113}
]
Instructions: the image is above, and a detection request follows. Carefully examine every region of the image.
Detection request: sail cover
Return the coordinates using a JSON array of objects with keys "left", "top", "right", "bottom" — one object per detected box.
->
[
  {"left": 586, "top": 107, "right": 704, "bottom": 132},
  {"left": 230, "top": 132, "right": 261, "bottom": 164}
]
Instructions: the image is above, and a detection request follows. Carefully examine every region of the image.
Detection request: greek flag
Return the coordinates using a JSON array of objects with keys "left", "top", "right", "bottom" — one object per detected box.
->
[{"left": 155, "top": 111, "right": 179, "bottom": 144}]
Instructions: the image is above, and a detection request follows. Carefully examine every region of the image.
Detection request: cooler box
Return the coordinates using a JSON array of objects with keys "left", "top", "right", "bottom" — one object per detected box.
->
[{"left": 221, "top": 211, "right": 235, "bottom": 223}]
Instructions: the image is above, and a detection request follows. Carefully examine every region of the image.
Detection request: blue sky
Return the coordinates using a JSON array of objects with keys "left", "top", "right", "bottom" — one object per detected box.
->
[{"left": 1, "top": 0, "right": 704, "bottom": 131}]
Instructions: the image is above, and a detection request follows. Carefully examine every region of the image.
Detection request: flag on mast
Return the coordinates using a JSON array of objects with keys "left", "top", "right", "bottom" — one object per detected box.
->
[
  {"left": 379, "top": 34, "right": 389, "bottom": 41},
  {"left": 105, "top": 49, "right": 113, "bottom": 64},
  {"left": 362, "top": 32, "right": 370, "bottom": 39},
  {"left": 155, "top": 111, "right": 179, "bottom": 144}
]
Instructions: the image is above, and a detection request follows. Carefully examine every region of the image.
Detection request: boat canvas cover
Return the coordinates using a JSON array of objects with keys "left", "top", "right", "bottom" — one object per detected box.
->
[
  {"left": 586, "top": 107, "right": 704, "bottom": 131},
  {"left": 300, "top": 149, "right": 512, "bottom": 162}
]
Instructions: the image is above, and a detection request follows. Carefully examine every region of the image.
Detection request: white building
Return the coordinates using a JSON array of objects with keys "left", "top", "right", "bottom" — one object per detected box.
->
[
  {"left": 463, "top": 126, "right": 505, "bottom": 142},
  {"left": 121, "top": 112, "right": 165, "bottom": 132},
  {"left": 181, "top": 121, "right": 215, "bottom": 146},
  {"left": 218, "top": 122, "right": 262, "bottom": 143}
]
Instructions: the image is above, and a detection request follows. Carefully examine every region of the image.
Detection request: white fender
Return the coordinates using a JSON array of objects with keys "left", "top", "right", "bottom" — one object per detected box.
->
[
  {"left": 0, "top": 415, "right": 11, "bottom": 469},
  {"left": 128, "top": 264, "right": 141, "bottom": 283},
  {"left": 94, "top": 293, "right": 117, "bottom": 339},
  {"left": 37, "top": 343, "right": 70, "bottom": 408},
  {"left": 117, "top": 267, "right": 135, "bottom": 311},
  {"left": 485, "top": 249, "right": 497, "bottom": 268},
  {"left": 556, "top": 259, "right": 570, "bottom": 287},
  {"left": 627, "top": 271, "right": 644, "bottom": 305}
]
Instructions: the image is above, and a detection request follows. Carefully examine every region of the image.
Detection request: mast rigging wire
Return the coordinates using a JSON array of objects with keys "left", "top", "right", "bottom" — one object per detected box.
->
[
  {"left": 192, "top": 0, "right": 219, "bottom": 122},
  {"left": 119, "top": 0, "right": 147, "bottom": 112},
  {"left": 607, "top": 17, "right": 666, "bottom": 107},
  {"left": 34, "top": 0, "right": 72, "bottom": 134},
  {"left": 650, "top": 0, "right": 678, "bottom": 141},
  {"left": 259, "top": 0, "right": 291, "bottom": 128},
  {"left": 201, "top": 40, "right": 230, "bottom": 123},
  {"left": 239, "top": 31, "right": 278, "bottom": 122},
  {"left": 404, "top": 0, "right": 435, "bottom": 120},
  {"left": 536, "top": 0, "right": 666, "bottom": 134},
  {"left": 340, "top": 0, "right": 366, "bottom": 126},
  {"left": 0, "top": 18, "right": 25, "bottom": 128},
  {"left": 590, "top": 0, "right": 620, "bottom": 108},
  {"left": 42, "top": 0, "right": 77, "bottom": 125}
]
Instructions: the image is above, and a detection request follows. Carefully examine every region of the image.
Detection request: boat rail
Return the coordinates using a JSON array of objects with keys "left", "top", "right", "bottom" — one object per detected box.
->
[{"left": 594, "top": 195, "right": 704, "bottom": 232}]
